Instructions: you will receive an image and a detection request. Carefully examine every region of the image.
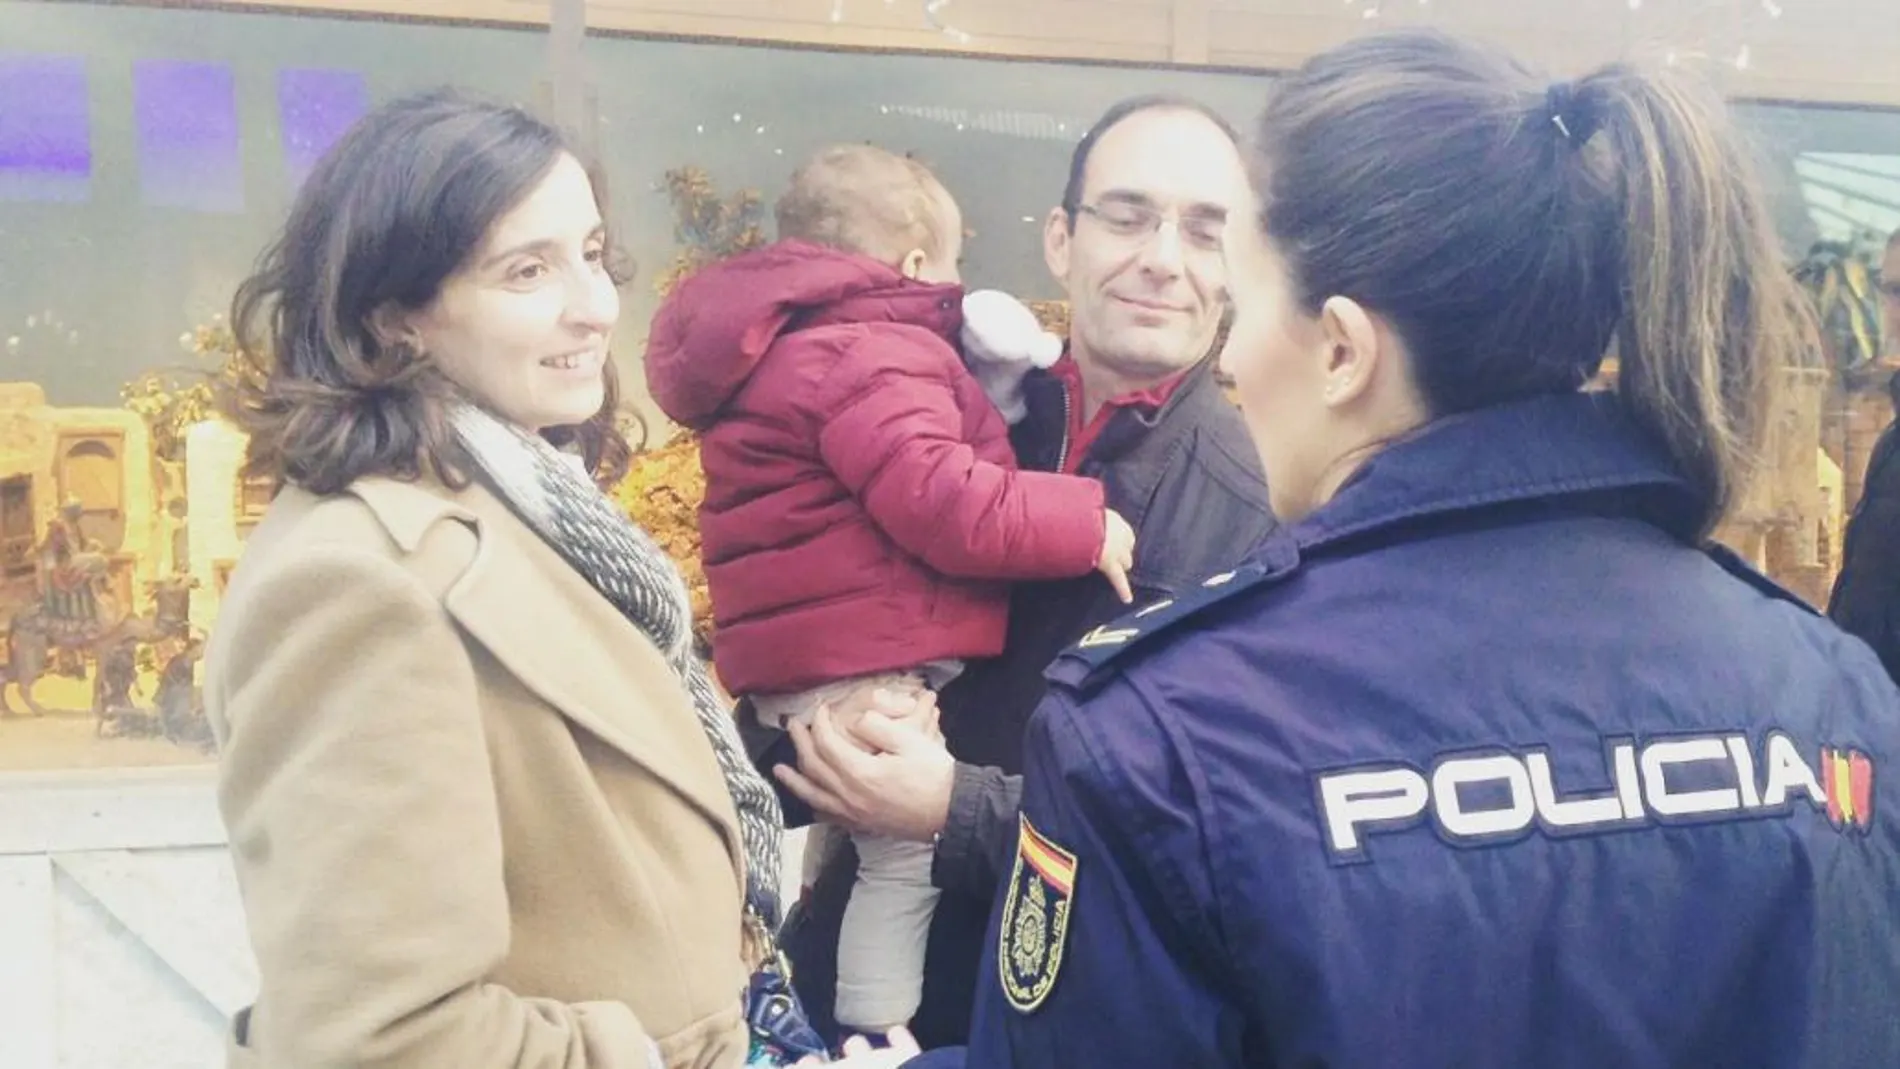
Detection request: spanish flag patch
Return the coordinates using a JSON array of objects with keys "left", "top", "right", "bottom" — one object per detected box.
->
[{"left": 999, "top": 814, "right": 1078, "bottom": 1014}]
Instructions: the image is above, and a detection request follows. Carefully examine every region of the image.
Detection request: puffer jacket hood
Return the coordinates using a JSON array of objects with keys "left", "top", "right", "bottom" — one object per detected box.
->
[{"left": 643, "top": 239, "right": 963, "bottom": 429}]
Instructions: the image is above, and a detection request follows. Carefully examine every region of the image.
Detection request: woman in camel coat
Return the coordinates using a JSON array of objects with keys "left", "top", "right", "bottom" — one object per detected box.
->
[
  {"left": 204, "top": 91, "right": 917, "bottom": 1069},
  {"left": 213, "top": 470, "right": 755, "bottom": 1068}
]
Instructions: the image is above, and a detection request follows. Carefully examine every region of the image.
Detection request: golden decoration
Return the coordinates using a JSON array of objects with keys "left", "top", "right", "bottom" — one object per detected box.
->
[
  {"left": 611, "top": 427, "right": 712, "bottom": 641},
  {"left": 651, "top": 166, "right": 767, "bottom": 299},
  {"left": 1026, "top": 300, "right": 1070, "bottom": 339},
  {"left": 1793, "top": 235, "right": 1885, "bottom": 374},
  {"left": 121, "top": 319, "right": 256, "bottom": 464}
]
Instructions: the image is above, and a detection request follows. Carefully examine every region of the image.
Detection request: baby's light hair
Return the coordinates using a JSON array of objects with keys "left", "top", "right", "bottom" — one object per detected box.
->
[{"left": 775, "top": 144, "right": 954, "bottom": 264}]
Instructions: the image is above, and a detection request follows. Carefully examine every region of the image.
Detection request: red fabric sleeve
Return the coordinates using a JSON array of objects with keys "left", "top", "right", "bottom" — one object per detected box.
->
[{"left": 816, "top": 364, "right": 1106, "bottom": 581}]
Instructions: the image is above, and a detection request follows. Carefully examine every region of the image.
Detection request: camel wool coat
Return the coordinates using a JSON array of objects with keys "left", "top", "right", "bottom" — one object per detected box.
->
[{"left": 204, "top": 474, "right": 754, "bottom": 1069}]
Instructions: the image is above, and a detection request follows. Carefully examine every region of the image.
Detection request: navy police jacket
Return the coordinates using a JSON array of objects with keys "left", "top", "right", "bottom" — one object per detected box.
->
[{"left": 916, "top": 391, "right": 1900, "bottom": 1069}]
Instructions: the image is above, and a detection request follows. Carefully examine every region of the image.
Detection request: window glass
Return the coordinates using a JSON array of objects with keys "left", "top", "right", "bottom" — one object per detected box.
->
[{"left": 1, "top": 0, "right": 543, "bottom": 770}]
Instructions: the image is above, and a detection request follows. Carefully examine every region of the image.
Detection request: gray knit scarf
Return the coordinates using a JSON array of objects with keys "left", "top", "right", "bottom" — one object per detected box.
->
[{"left": 450, "top": 402, "right": 783, "bottom": 927}]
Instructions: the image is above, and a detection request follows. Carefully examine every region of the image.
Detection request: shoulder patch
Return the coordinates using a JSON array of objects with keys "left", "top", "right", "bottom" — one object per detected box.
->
[
  {"left": 999, "top": 814, "right": 1079, "bottom": 1014},
  {"left": 1049, "top": 551, "right": 1292, "bottom": 690}
]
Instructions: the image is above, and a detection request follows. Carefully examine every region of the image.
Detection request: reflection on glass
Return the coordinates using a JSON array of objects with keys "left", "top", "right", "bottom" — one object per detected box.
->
[
  {"left": 1747, "top": 102, "right": 1900, "bottom": 246},
  {"left": 277, "top": 67, "right": 369, "bottom": 190},
  {"left": 1795, "top": 153, "right": 1900, "bottom": 243},
  {"left": 0, "top": 51, "right": 91, "bottom": 203},
  {"left": 1, "top": 0, "right": 551, "bottom": 771},
  {"left": 133, "top": 59, "right": 243, "bottom": 212}
]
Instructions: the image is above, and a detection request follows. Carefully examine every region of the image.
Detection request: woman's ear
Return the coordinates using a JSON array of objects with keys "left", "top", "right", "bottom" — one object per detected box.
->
[
  {"left": 1316, "top": 295, "right": 1382, "bottom": 409},
  {"left": 365, "top": 303, "right": 417, "bottom": 354},
  {"left": 899, "top": 249, "right": 927, "bottom": 281}
]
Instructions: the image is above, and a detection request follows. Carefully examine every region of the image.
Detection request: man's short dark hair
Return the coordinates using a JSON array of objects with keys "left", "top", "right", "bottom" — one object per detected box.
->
[{"left": 1059, "top": 94, "right": 1242, "bottom": 228}]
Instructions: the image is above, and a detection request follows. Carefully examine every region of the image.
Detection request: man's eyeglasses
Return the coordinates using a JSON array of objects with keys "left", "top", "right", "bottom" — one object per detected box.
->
[{"left": 1074, "top": 200, "right": 1226, "bottom": 252}]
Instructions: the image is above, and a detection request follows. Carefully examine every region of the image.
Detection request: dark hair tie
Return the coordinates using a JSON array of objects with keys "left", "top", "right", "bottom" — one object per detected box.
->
[{"left": 1545, "top": 81, "right": 1600, "bottom": 145}]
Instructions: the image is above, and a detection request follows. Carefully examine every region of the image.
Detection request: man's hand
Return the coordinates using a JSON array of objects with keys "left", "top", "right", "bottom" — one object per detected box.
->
[{"left": 774, "top": 702, "right": 955, "bottom": 842}]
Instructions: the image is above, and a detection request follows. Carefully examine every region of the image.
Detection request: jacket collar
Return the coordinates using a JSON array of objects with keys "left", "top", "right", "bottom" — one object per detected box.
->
[
  {"left": 1086, "top": 357, "right": 1221, "bottom": 467},
  {"left": 347, "top": 474, "right": 470, "bottom": 553},
  {"left": 344, "top": 475, "right": 746, "bottom": 889},
  {"left": 1017, "top": 356, "right": 1225, "bottom": 472},
  {"left": 1288, "top": 391, "right": 1705, "bottom": 555}
]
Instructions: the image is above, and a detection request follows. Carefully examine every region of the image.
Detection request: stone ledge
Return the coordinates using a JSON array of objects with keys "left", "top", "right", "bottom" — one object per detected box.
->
[{"left": 0, "top": 766, "right": 225, "bottom": 855}]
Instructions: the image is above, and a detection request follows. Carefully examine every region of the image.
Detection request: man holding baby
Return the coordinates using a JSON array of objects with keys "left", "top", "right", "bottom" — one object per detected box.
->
[{"left": 747, "top": 94, "right": 1275, "bottom": 1050}]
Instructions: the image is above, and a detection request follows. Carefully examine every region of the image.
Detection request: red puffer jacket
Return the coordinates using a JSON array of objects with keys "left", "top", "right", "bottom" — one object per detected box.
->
[{"left": 645, "top": 241, "right": 1107, "bottom": 697}]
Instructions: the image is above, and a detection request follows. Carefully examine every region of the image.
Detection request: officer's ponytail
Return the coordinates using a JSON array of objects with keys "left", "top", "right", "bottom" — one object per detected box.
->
[
  {"left": 1251, "top": 30, "right": 1815, "bottom": 538},
  {"left": 1575, "top": 64, "right": 1813, "bottom": 536}
]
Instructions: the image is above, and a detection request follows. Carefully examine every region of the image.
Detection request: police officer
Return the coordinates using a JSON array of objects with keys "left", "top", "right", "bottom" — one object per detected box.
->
[{"left": 912, "top": 29, "right": 1900, "bottom": 1069}]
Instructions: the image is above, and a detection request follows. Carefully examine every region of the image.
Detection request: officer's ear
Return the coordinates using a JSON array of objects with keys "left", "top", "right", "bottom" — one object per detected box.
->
[{"left": 1315, "top": 296, "right": 1387, "bottom": 411}]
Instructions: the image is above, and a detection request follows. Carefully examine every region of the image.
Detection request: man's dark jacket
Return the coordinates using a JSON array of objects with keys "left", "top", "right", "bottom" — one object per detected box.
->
[
  {"left": 754, "top": 357, "right": 1276, "bottom": 1047},
  {"left": 1830, "top": 396, "right": 1900, "bottom": 684}
]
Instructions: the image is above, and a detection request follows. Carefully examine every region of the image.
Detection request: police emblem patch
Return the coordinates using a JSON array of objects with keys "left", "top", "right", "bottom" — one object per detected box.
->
[{"left": 999, "top": 814, "right": 1078, "bottom": 1014}]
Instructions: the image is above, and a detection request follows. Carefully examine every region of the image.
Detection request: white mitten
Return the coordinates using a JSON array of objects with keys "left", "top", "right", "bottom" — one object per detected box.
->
[{"left": 960, "top": 289, "right": 1063, "bottom": 424}]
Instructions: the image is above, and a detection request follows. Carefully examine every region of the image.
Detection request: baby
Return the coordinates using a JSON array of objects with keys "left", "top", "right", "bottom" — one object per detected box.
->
[{"left": 644, "top": 143, "right": 1133, "bottom": 1038}]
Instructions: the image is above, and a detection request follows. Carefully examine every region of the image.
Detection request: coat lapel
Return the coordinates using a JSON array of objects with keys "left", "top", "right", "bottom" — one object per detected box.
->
[{"left": 350, "top": 477, "right": 746, "bottom": 886}]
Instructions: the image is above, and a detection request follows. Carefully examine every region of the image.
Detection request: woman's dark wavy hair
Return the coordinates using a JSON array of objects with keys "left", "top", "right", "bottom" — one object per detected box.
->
[{"left": 224, "top": 89, "right": 633, "bottom": 495}]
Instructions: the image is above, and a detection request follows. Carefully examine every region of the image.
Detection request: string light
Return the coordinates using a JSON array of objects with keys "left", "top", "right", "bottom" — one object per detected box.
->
[
  {"left": 922, "top": 0, "right": 974, "bottom": 44},
  {"left": 1628, "top": 0, "right": 1790, "bottom": 78},
  {"left": 829, "top": 0, "right": 973, "bottom": 43},
  {"left": 842, "top": 0, "right": 1788, "bottom": 56}
]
